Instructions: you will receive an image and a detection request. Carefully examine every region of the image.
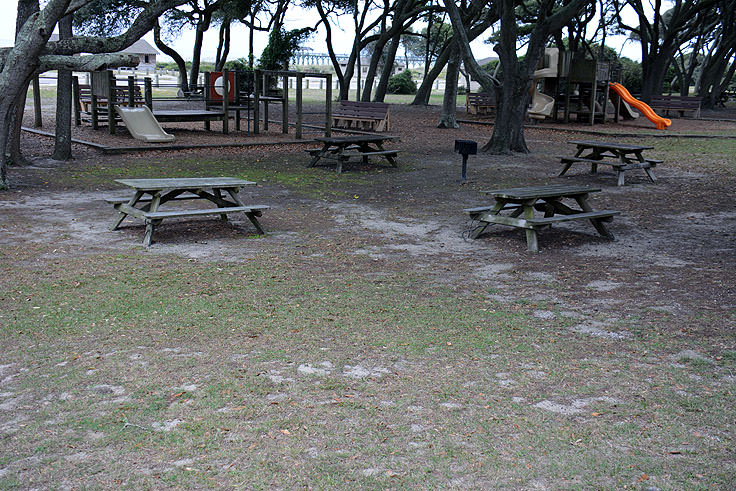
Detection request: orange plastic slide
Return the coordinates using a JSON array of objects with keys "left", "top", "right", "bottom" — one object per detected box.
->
[{"left": 609, "top": 82, "right": 671, "bottom": 130}]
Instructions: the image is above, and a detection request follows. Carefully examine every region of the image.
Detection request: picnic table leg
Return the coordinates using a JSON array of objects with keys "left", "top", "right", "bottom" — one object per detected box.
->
[
  {"left": 523, "top": 203, "right": 539, "bottom": 252},
  {"left": 574, "top": 194, "right": 614, "bottom": 239},
  {"left": 469, "top": 201, "right": 506, "bottom": 239},
  {"left": 308, "top": 144, "right": 330, "bottom": 167},
  {"left": 375, "top": 142, "right": 398, "bottom": 167},
  {"left": 111, "top": 191, "right": 143, "bottom": 230},
  {"left": 336, "top": 156, "right": 348, "bottom": 174},
  {"left": 616, "top": 169, "right": 626, "bottom": 187},
  {"left": 214, "top": 188, "right": 228, "bottom": 221},
  {"left": 142, "top": 219, "right": 162, "bottom": 247},
  {"left": 141, "top": 192, "right": 163, "bottom": 246},
  {"left": 558, "top": 161, "right": 574, "bottom": 176},
  {"left": 635, "top": 151, "right": 658, "bottom": 182},
  {"left": 225, "top": 188, "right": 266, "bottom": 235}
]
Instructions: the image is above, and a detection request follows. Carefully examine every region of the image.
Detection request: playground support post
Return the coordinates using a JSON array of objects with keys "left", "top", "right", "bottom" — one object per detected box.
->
[
  {"left": 144, "top": 77, "right": 153, "bottom": 109},
  {"left": 282, "top": 72, "right": 288, "bottom": 135},
  {"left": 325, "top": 73, "right": 332, "bottom": 137},
  {"left": 262, "top": 72, "right": 269, "bottom": 131},
  {"left": 72, "top": 76, "right": 81, "bottom": 126},
  {"left": 33, "top": 76, "right": 42, "bottom": 128},
  {"left": 253, "top": 71, "right": 260, "bottom": 135},
  {"left": 296, "top": 73, "right": 303, "bottom": 139},
  {"left": 204, "top": 71, "right": 211, "bottom": 131},
  {"left": 127, "top": 75, "right": 135, "bottom": 107},
  {"left": 222, "top": 68, "right": 229, "bottom": 135},
  {"left": 107, "top": 70, "right": 116, "bottom": 135}
]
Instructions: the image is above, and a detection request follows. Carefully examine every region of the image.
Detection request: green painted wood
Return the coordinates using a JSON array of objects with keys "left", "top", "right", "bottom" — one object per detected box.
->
[
  {"left": 354, "top": 150, "right": 399, "bottom": 157},
  {"left": 115, "top": 177, "right": 254, "bottom": 191},
  {"left": 106, "top": 195, "right": 199, "bottom": 204},
  {"left": 526, "top": 210, "right": 619, "bottom": 225},
  {"left": 482, "top": 185, "right": 600, "bottom": 200},
  {"left": 568, "top": 140, "right": 654, "bottom": 151},
  {"left": 144, "top": 205, "right": 269, "bottom": 219},
  {"left": 314, "top": 135, "right": 397, "bottom": 144},
  {"left": 476, "top": 214, "right": 535, "bottom": 229}
]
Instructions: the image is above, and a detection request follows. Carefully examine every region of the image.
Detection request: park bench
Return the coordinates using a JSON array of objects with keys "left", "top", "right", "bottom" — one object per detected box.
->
[
  {"left": 465, "top": 92, "right": 495, "bottom": 115},
  {"left": 649, "top": 95, "right": 702, "bottom": 118},
  {"left": 332, "top": 101, "right": 390, "bottom": 132}
]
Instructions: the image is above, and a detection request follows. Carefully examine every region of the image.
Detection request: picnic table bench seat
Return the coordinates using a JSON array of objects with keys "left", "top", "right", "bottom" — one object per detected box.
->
[
  {"left": 465, "top": 92, "right": 495, "bottom": 115},
  {"left": 332, "top": 101, "right": 390, "bottom": 132},
  {"left": 559, "top": 156, "right": 661, "bottom": 168},
  {"left": 649, "top": 95, "right": 702, "bottom": 118},
  {"left": 143, "top": 205, "right": 268, "bottom": 220}
]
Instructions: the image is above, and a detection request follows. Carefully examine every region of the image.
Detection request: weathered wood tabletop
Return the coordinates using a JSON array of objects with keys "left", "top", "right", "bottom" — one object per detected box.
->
[
  {"left": 465, "top": 184, "right": 619, "bottom": 252},
  {"left": 559, "top": 140, "right": 660, "bottom": 186},
  {"left": 109, "top": 177, "right": 268, "bottom": 246},
  {"left": 307, "top": 135, "right": 399, "bottom": 173}
]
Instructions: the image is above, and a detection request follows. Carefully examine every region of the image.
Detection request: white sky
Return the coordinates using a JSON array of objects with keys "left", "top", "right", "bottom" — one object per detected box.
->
[{"left": 1, "top": 1, "right": 643, "bottom": 64}]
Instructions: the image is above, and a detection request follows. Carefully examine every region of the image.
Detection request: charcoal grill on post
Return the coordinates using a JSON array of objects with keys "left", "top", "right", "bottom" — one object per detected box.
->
[{"left": 454, "top": 139, "right": 477, "bottom": 181}]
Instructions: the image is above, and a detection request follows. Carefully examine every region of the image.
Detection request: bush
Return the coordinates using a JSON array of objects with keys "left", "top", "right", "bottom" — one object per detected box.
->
[{"left": 387, "top": 69, "right": 417, "bottom": 95}]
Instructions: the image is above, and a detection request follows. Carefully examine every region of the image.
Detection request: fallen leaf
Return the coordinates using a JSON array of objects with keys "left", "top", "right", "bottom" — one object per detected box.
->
[{"left": 638, "top": 473, "right": 649, "bottom": 482}]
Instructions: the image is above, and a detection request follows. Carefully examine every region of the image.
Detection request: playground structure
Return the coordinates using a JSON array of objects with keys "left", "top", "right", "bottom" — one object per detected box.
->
[
  {"left": 71, "top": 69, "right": 334, "bottom": 143},
  {"left": 525, "top": 49, "right": 672, "bottom": 130},
  {"left": 115, "top": 106, "right": 175, "bottom": 143},
  {"left": 609, "top": 83, "right": 671, "bottom": 130}
]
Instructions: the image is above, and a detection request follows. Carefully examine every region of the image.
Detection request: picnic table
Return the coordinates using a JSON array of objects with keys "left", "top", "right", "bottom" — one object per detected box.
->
[
  {"left": 107, "top": 177, "right": 268, "bottom": 246},
  {"left": 465, "top": 184, "right": 619, "bottom": 252},
  {"left": 306, "top": 135, "right": 399, "bottom": 173},
  {"left": 559, "top": 140, "right": 661, "bottom": 186}
]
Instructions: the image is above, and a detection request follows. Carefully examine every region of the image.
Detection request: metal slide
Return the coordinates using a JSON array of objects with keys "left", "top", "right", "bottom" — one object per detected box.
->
[{"left": 115, "top": 106, "right": 176, "bottom": 143}]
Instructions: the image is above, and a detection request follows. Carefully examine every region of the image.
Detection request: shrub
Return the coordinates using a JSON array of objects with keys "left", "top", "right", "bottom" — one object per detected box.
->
[{"left": 387, "top": 69, "right": 417, "bottom": 94}]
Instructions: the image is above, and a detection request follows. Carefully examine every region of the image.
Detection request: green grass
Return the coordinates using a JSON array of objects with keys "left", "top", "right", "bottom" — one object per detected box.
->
[{"left": 1, "top": 248, "right": 735, "bottom": 488}]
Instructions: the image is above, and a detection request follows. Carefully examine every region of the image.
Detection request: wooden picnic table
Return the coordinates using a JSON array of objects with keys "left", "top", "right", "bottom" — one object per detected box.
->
[
  {"left": 559, "top": 140, "right": 661, "bottom": 186},
  {"left": 306, "top": 135, "right": 399, "bottom": 173},
  {"left": 465, "top": 184, "right": 620, "bottom": 252},
  {"left": 107, "top": 177, "right": 268, "bottom": 247}
]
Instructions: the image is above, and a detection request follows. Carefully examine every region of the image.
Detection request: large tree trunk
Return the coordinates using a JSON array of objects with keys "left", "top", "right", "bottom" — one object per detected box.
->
[
  {"left": 445, "top": 0, "right": 586, "bottom": 154},
  {"left": 215, "top": 19, "right": 231, "bottom": 71},
  {"left": 153, "top": 19, "right": 188, "bottom": 92},
  {"left": 361, "top": 34, "right": 387, "bottom": 101},
  {"left": 374, "top": 32, "right": 402, "bottom": 102},
  {"left": 486, "top": 76, "right": 530, "bottom": 153},
  {"left": 437, "top": 44, "right": 460, "bottom": 128},
  {"left": 6, "top": 0, "right": 41, "bottom": 168},
  {"left": 412, "top": 41, "right": 451, "bottom": 105},
  {"left": 53, "top": 13, "right": 73, "bottom": 161},
  {"left": 640, "top": 47, "right": 676, "bottom": 101},
  {"left": 189, "top": 12, "right": 212, "bottom": 93}
]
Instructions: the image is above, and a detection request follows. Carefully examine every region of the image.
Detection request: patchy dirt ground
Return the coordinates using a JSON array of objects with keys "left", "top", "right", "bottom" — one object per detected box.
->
[{"left": 1, "top": 103, "right": 735, "bottom": 488}]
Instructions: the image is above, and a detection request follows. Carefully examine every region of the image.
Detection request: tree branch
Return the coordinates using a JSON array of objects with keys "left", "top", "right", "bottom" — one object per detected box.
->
[{"left": 38, "top": 53, "right": 139, "bottom": 72}]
